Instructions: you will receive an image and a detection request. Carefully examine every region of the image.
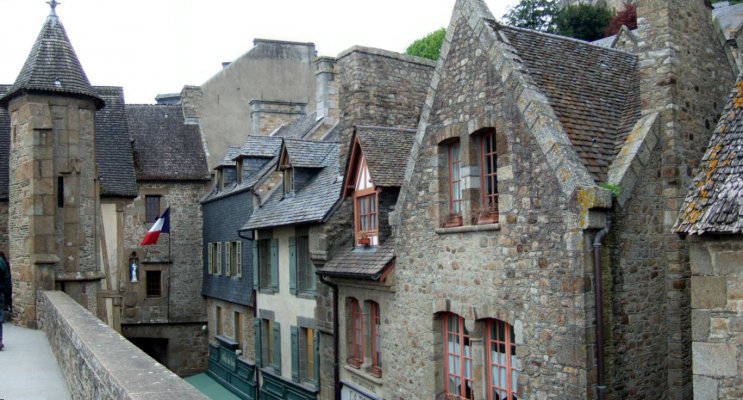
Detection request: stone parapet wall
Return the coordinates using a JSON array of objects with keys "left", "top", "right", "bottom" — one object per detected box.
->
[{"left": 37, "top": 290, "right": 208, "bottom": 400}]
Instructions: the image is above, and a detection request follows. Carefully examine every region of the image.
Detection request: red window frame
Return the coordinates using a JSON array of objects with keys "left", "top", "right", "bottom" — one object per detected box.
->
[
  {"left": 486, "top": 319, "right": 517, "bottom": 400},
  {"left": 448, "top": 142, "right": 462, "bottom": 215},
  {"left": 443, "top": 313, "right": 474, "bottom": 399},
  {"left": 370, "top": 302, "right": 382, "bottom": 374},
  {"left": 354, "top": 190, "right": 378, "bottom": 240},
  {"left": 480, "top": 131, "right": 498, "bottom": 211},
  {"left": 349, "top": 298, "right": 364, "bottom": 367}
]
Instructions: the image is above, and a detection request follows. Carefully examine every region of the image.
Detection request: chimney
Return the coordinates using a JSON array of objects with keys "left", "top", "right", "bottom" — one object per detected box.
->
[
  {"left": 249, "top": 99, "right": 307, "bottom": 136},
  {"left": 315, "top": 56, "right": 339, "bottom": 125}
]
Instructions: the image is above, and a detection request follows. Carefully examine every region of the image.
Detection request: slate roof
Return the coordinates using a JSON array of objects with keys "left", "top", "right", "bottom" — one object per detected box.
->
[
  {"left": 127, "top": 104, "right": 210, "bottom": 181},
  {"left": 235, "top": 136, "right": 283, "bottom": 159},
  {"left": 216, "top": 146, "right": 241, "bottom": 168},
  {"left": 94, "top": 87, "right": 138, "bottom": 197},
  {"left": 675, "top": 77, "right": 743, "bottom": 235},
  {"left": 273, "top": 112, "right": 321, "bottom": 139},
  {"left": 714, "top": 2, "right": 743, "bottom": 41},
  {"left": 318, "top": 241, "right": 395, "bottom": 280},
  {"left": 354, "top": 126, "right": 416, "bottom": 187},
  {"left": 242, "top": 142, "right": 341, "bottom": 230},
  {"left": 283, "top": 139, "right": 338, "bottom": 168},
  {"left": 0, "top": 86, "right": 10, "bottom": 200},
  {"left": 0, "top": 14, "right": 103, "bottom": 109},
  {"left": 500, "top": 25, "right": 641, "bottom": 183}
]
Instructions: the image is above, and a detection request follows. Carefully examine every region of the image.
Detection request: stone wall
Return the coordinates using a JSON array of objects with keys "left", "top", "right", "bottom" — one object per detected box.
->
[
  {"left": 37, "top": 290, "right": 208, "bottom": 399},
  {"left": 688, "top": 237, "right": 743, "bottom": 400},
  {"left": 207, "top": 298, "right": 255, "bottom": 359}
]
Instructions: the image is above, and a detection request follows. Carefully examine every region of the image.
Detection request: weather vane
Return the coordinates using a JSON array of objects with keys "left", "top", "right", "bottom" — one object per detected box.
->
[{"left": 47, "top": 0, "right": 60, "bottom": 16}]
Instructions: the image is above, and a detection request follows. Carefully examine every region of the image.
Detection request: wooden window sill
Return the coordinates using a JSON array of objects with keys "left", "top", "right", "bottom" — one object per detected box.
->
[{"left": 435, "top": 223, "right": 500, "bottom": 235}]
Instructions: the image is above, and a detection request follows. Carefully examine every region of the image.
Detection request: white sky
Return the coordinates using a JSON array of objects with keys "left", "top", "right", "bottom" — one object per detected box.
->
[{"left": 0, "top": 0, "right": 518, "bottom": 104}]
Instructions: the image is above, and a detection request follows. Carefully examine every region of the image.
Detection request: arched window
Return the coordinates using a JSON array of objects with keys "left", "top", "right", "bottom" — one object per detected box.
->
[
  {"left": 443, "top": 312, "right": 474, "bottom": 399},
  {"left": 485, "top": 319, "right": 518, "bottom": 400}
]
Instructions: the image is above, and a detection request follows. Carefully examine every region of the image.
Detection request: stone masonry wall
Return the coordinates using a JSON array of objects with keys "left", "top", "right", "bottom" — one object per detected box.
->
[
  {"left": 206, "top": 298, "right": 255, "bottom": 360},
  {"left": 37, "top": 290, "right": 207, "bottom": 399},
  {"left": 688, "top": 237, "right": 743, "bottom": 400},
  {"left": 635, "top": 0, "right": 736, "bottom": 397},
  {"left": 389, "top": 15, "right": 593, "bottom": 399},
  {"left": 121, "top": 322, "right": 209, "bottom": 377}
]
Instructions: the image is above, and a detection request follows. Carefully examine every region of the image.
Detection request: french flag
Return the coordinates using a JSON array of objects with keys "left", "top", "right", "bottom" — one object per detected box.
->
[{"left": 140, "top": 208, "right": 170, "bottom": 246}]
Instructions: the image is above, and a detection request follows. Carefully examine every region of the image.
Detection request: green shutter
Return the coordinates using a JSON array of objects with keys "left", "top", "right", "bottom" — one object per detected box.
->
[
  {"left": 207, "top": 243, "right": 213, "bottom": 274},
  {"left": 291, "top": 325, "right": 300, "bottom": 382},
  {"left": 270, "top": 238, "right": 279, "bottom": 291},
  {"left": 289, "top": 237, "right": 297, "bottom": 295},
  {"left": 252, "top": 240, "right": 259, "bottom": 290},
  {"left": 314, "top": 329, "right": 320, "bottom": 385},
  {"left": 254, "top": 318, "right": 262, "bottom": 367},
  {"left": 273, "top": 321, "right": 282, "bottom": 372},
  {"left": 236, "top": 241, "right": 242, "bottom": 278}
]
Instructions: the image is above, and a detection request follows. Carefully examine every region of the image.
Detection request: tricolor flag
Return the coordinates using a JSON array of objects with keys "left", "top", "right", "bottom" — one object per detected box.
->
[{"left": 140, "top": 207, "right": 170, "bottom": 246}]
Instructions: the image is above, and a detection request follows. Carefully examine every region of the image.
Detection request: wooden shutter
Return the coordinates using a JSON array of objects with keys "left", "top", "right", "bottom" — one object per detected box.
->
[
  {"left": 289, "top": 237, "right": 297, "bottom": 295},
  {"left": 270, "top": 238, "right": 279, "bottom": 291},
  {"left": 314, "top": 329, "right": 320, "bottom": 385},
  {"left": 236, "top": 241, "right": 242, "bottom": 278},
  {"left": 273, "top": 321, "right": 281, "bottom": 372},
  {"left": 254, "top": 318, "right": 262, "bottom": 367},
  {"left": 207, "top": 243, "right": 213, "bottom": 274},
  {"left": 225, "top": 242, "right": 232, "bottom": 277},
  {"left": 291, "top": 325, "right": 300, "bottom": 382},
  {"left": 252, "top": 240, "right": 259, "bottom": 290},
  {"left": 216, "top": 242, "right": 222, "bottom": 275}
]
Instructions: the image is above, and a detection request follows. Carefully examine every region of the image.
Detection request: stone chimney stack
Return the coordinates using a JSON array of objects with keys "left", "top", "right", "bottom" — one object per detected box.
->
[
  {"left": 249, "top": 99, "right": 307, "bottom": 136},
  {"left": 314, "top": 57, "right": 339, "bottom": 125}
]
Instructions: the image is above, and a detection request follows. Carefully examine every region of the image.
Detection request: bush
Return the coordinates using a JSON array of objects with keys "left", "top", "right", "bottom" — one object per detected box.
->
[
  {"left": 604, "top": 2, "right": 637, "bottom": 36},
  {"left": 554, "top": 4, "right": 613, "bottom": 41},
  {"left": 405, "top": 28, "right": 446, "bottom": 61}
]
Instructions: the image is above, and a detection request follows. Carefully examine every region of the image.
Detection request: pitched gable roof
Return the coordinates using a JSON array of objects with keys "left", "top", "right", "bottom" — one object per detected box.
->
[
  {"left": 94, "top": 87, "right": 138, "bottom": 197},
  {"left": 351, "top": 126, "right": 416, "bottom": 188},
  {"left": 235, "top": 136, "right": 283, "bottom": 159},
  {"left": 216, "top": 146, "right": 241, "bottom": 168},
  {"left": 281, "top": 139, "right": 338, "bottom": 168},
  {"left": 273, "top": 111, "right": 322, "bottom": 139},
  {"left": 675, "top": 77, "right": 743, "bottom": 235},
  {"left": 500, "top": 25, "right": 641, "bottom": 183},
  {"left": 319, "top": 241, "right": 395, "bottom": 280},
  {"left": 127, "top": 104, "right": 210, "bottom": 181},
  {"left": 0, "top": 14, "right": 102, "bottom": 109}
]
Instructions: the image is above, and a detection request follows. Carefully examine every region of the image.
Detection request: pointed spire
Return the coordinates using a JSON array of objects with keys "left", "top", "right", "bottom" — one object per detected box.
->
[{"left": 0, "top": 3, "right": 103, "bottom": 109}]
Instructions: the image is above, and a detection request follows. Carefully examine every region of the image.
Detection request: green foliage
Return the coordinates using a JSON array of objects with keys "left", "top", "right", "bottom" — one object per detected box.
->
[
  {"left": 554, "top": 4, "right": 613, "bottom": 41},
  {"left": 502, "top": 0, "right": 559, "bottom": 32},
  {"left": 599, "top": 183, "right": 621, "bottom": 197},
  {"left": 405, "top": 28, "right": 446, "bottom": 61}
]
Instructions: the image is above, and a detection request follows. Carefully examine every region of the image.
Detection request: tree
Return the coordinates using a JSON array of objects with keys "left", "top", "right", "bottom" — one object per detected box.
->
[
  {"left": 554, "top": 4, "right": 613, "bottom": 41},
  {"left": 604, "top": 2, "right": 637, "bottom": 37},
  {"left": 405, "top": 28, "right": 446, "bottom": 61},
  {"left": 502, "top": 0, "right": 559, "bottom": 33}
]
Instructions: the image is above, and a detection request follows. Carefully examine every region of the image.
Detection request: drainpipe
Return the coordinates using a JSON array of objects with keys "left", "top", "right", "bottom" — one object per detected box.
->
[
  {"left": 319, "top": 275, "right": 340, "bottom": 400},
  {"left": 593, "top": 215, "right": 611, "bottom": 400}
]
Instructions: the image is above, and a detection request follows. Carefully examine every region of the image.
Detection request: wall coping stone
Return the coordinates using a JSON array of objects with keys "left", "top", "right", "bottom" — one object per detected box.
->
[
  {"left": 336, "top": 46, "right": 437, "bottom": 68},
  {"left": 38, "top": 290, "right": 208, "bottom": 400}
]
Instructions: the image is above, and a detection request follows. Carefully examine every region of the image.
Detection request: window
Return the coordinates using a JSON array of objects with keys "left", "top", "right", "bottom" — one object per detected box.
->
[
  {"left": 258, "top": 318, "right": 281, "bottom": 371},
  {"left": 284, "top": 168, "right": 294, "bottom": 196},
  {"left": 146, "top": 270, "right": 162, "bottom": 297},
  {"left": 291, "top": 236, "right": 315, "bottom": 295},
  {"left": 486, "top": 319, "right": 518, "bottom": 400},
  {"left": 57, "top": 176, "right": 64, "bottom": 208},
  {"left": 448, "top": 142, "right": 463, "bottom": 216},
  {"left": 479, "top": 130, "right": 498, "bottom": 223},
  {"left": 234, "top": 312, "right": 243, "bottom": 350},
  {"left": 300, "top": 327, "right": 316, "bottom": 383},
  {"left": 254, "top": 239, "right": 278, "bottom": 291},
  {"left": 348, "top": 298, "right": 364, "bottom": 368},
  {"left": 443, "top": 313, "right": 473, "bottom": 400},
  {"left": 355, "top": 193, "right": 378, "bottom": 238},
  {"left": 230, "top": 241, "right": 242, "bottom": 278},
  {"left": 145, "top": 195, "right": 161, "bottom": 223},
  {"left": 369, "top": 301, "right": 382, "bottom": 377},
  {"left": 207, "top": 242, "right": 219, "bottom": 274}
]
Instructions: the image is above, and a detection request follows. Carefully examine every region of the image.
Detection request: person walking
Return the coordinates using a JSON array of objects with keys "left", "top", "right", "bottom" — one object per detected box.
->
[{"left": 0, "top": 251, "right": 10, "bottom": 350}]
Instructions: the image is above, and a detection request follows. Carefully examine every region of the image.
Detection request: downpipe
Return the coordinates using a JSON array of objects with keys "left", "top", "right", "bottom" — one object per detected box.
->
[{"left": 593, "top": 215, "right": 611, "bottom": 400}]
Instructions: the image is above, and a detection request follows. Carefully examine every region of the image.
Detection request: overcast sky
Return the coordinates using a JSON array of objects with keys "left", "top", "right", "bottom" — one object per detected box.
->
[{"left": 0, "top": 0, "right": 519, "bottom": 104}]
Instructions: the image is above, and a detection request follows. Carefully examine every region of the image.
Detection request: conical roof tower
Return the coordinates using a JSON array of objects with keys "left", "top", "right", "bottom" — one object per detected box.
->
[{"left": 0, "top": 1, "right": 103, "bottom": 109}]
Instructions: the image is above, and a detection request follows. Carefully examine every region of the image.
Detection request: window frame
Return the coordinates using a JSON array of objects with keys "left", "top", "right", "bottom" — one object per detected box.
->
[
  {"left": 299, "top": 326, "right": 317, "bottom": 384},
  {"left": 369, "top": 301, "right": 382, "bottom": 377},
  {"left": 145, "top": 195, "right": 162, "bottom": 223},
  {"left": 486, "top": 319, "right": 518, "bottom": 400},
  {"left": 479, "top": 130, "right": 499, "bottom": 222},
  {"left": 443, "top": 313, "right": 474, "bottom": 400},
  {"left": 145, "top": 270, "right": 162, "bottom": 298},
  {"left": 348, "top": 298, "right": 364, "bottom": 368},
  {"left": 261, "top": 318, "right": 275, "bottom": 368},
  {"left": 354, "top": 191, "right": 378, "bottom": 243},
  {"left": 296, "top": 235, "right": 315, "bottom": 294},
  {"left": 258, "top": 239, "right": 271, "bottom": 290},
  {"left": 447, "top": 141, "right": 463, "bottom": 216}
]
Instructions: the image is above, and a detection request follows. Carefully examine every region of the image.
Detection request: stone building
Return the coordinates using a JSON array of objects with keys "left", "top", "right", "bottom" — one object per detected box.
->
[
  {"left": 0, "top": 6, "right": 211, "bottom": 377},
  {"left": 378, "top": 0, "right": 734, "bottom": 399},
  {"left": 674, "top": 73, "right": 743, "bottom": 399}
]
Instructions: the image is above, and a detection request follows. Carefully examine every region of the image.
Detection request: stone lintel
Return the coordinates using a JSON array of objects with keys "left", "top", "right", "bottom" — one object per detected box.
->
[{"left": 55, "top": 271, "right": 106, "bottom": 282}]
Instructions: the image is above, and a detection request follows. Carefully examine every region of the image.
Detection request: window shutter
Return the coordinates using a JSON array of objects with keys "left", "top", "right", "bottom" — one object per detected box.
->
[
  {"left": 236, "top": 241, "right": 242, "bottom": 278},
  {"left": 254, "top": 318, "right": 262, "bottom": 367},
  {"left": 252, "top": 241, "right": 259, "bottom": 290},
  {"left": 270, "top": 238, "right": 279, "bottom": 291},
  {"left": 216, "top": 242, "right": 222, "bottom": 275},
  {"left": 273, "top": 321, "right": 282, "bottom": 372},
  {"left": 314, "top": 329, "right": 320, "bottom": 385},
  {"left": 289, "top": 237, "right": 297, "bottom": 295},
  {"left": 207, "top": 243, "right": 213, "bottom": 274},
  {"left": 225, "top": 242, "right": 232, "bottom": 277},
  {"left": 291, "top": 326, "right": 300, "bottom": 382}
]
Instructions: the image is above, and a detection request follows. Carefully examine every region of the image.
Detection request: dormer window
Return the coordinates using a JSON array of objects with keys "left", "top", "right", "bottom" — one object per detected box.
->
[
  {"left": 236, "top": 160, "right": 243, "bottom": 184},
  {"left": 352, "top": 154, "right": 379, "bottom": 246},
  {"left": 217, "top": 169, "right": 224, "bottom": 191},
  {"left": 284, "top": 167, "right": 294, "bottom": 196}
]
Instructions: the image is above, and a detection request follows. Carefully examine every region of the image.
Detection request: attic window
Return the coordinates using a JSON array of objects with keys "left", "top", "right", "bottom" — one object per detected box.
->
[{"left": 284, "top": 168, "right": 294, "bottom": 196}]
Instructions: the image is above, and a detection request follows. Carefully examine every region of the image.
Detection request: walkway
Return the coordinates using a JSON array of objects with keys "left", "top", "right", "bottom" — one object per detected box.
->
[
  {"left": 0, "top": 322, "right": 71, "bottom": 400},
  {"left": 185, "top": 373, "right": 241, "bottom": 400}
]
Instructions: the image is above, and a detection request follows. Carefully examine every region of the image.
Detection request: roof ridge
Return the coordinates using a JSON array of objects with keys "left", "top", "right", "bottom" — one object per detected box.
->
[{"left": 500, "top": 24, "right": 638, "bottom": 56}]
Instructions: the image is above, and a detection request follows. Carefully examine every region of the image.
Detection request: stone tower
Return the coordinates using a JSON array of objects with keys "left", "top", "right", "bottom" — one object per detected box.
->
[{"left": 0, "top": 4, "right": 105, "bottom": 328}]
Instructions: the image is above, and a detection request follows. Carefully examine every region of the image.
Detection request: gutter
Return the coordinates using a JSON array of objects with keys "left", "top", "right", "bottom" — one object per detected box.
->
[
  {"left": 319, "top": 275, "right": 341, "bottom": 400},
  {"left": 593, "top": 215, "right": 611, "bottom": 400}
]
